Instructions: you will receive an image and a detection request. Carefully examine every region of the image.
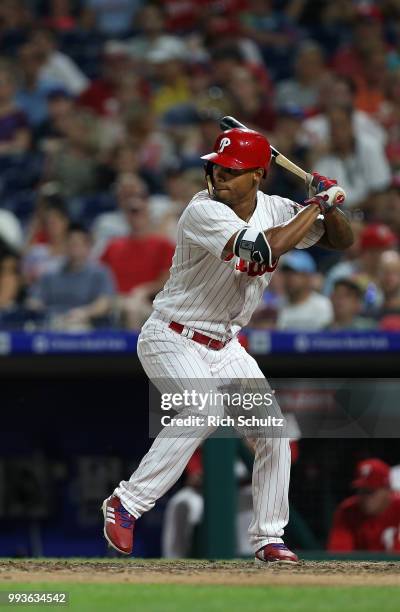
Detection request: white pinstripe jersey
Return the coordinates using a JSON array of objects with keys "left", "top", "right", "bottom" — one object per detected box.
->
[{"left": 153, "top": 189, "right": 324, "bottom": 339}]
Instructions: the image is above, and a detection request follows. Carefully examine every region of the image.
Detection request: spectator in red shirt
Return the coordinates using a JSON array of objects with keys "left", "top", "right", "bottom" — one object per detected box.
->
[
  {"left": 327, "top": 458, "right": 400, "bottom": 552},
  {"left": 101, "top": 181, "right": 175, "bottom": 328},
  {"left": 78, "top": 41, "right": 136, "bottom": 117},
  {"left": 331, "top": 11, "right": 385, "bottom": 81}
]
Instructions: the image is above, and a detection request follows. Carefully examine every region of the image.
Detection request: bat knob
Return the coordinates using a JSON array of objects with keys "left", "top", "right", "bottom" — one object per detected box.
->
[{"left": 319, "top": 186, "right": 346, "bottom": 206}]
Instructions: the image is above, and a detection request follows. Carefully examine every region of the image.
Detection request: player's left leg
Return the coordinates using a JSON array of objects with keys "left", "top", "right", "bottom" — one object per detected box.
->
[{"left": 212, "top": 339, "right": 297, "bottom": 563}]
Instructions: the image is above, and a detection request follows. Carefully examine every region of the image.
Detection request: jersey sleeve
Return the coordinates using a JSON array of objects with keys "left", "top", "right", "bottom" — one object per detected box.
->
[
  {"left": 273, "top": 197, "right": 325, "bottom": 249},
  {"left": 156, "top": 238, "right": 175, "bottom": 272},
  {"left": 183, "top": 194, "right": 248, "bottom": 259}
]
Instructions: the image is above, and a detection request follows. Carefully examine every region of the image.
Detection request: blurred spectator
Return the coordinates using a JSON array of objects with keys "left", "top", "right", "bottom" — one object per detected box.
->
[
  {"left": 324, "top": 223, "right": 398, "bottom": 312},
  {"left": 331, "top": 11, "right": 386, "bottom": 81},
  {"left": 378, "top": 250, "right": 400, "bottom": 316},
  {"left": 28, "top": 223, "right": 115, "bottom": 330},
  {"left": 96, "top": 143, "right": 140, "bottom": 191},
  {"left": 353, "top": 47, "right": 388, "bottom": 116},
  {"left": 201, "top": 11, "right": 265, "bottom": 69},
  {"left": 379, "top": 179, "right": 400, "bottom": 238},
  {"left": 286, "top": 0, "right": 354, "bottom": 52},
  {"left": 42, "top": 0, "right": 77, "bottom": 32},
  {"left": 0, "top": 58, "right": 30, "bottom": 155},
  {"left": 24, "top": 184, "right": 63, "bottom": 247},
  {"left": 81, "top": 0, "right": 142, "bottom": 38},
  {"left": 161, "top": 448, "right": 203, "bottom": 558},
  {"left": 327, "top": 458, "right": 400, "bottom": 552},
  {"left": 149, "top": 51, "right": 191, "bottom": 119},
  {"left": 15, "top": 42, "right": 61, "bottom": 126},
  {"left": 78, "top": 40, "right": 134, "bottom": 117},
  {"left": 177, "top": 109, "right": 224, "bottom": 161},
  {"left": 29, "top": 27, "right": 89, "bottom": 96},
  {"left": 210, "top": 41, "right": 271, "bottom": 96},
  {"left": 249, "top": 270, "right": 285, "bottom": 329},
  {"left": 277, "top": 250, "right": 333, "bottom": 331},
  {"left": 154, "top": 167, "right": 205, "bottom": 240},
  {"left": 0, "top": 0, "right": 32, "bottom": 56},
  {"left": 96, "top": 72, "right": 149, "bottom": 153},
  {"left": 313, "top": 105, "right": 392, "bottom": 209},
  {"left": 226, "top": 65, "right": 276, "bottom": 132},
  {"left": 0, "top": 208, "right": 23, "bottom": 251},
  {"left": 23, "top": 198, "right": 69, "bottom": 283},
  {"left": 126, "top": 3, "right": 188, "bottom": 64},
  {"left": 94, "top": 169, "right": 188, "bottom": 252},
  {"left": 240, "top": 0, "right": 298, "bottom": 58},
  {"left": 301, "top": 75, "right": 386, "bottom": 149},
  {"left": 386, "top": 2, "right": 400, "bottom": 71},
  {"left": 0, "top": 242, "right": 24, "bottom": 313},
  {"left": 161, "top": 0, "right": 203, "bottom": 34},
  {"left": 91, "top": 173, "right": 142, "bottom": 257},
  {"left": 327, "top": 278, "right": 376, "bottom": 331},
  {"left": 0, "top": 242, "right": 41, "bottom": 328},
  {"left": 124, "top": 107, "right": 175, "bottom": 184},
  {"left": 379, "top": 70, "right": 400, "bottom": 172},
  {"left": 267, "top": 105, "right": 311, "bottom": 202},
  {"left": 100, "top": 182, "right": 175, "bottom": 328},
  {"left": 44, "top": 110, "right": 100, "bottom": 199},
  {"left": 35, "top": 87, "right": 75, "bottom": 151},
  {"left": 275, "top": 41, "right": 329, "bottom": 115}
]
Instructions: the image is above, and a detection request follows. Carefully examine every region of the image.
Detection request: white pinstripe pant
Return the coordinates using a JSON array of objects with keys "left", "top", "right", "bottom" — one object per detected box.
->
[{"left": 114, "top": 314, "right": 291, "bottom": 552}]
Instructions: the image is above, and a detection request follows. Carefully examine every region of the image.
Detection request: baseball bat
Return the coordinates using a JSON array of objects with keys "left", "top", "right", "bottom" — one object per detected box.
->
[{"left": 220, "top": 115, "right": 310, "bottom": 183}]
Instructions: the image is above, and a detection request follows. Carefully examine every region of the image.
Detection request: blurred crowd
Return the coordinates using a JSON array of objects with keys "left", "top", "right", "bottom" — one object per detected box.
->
[{"left": 0, "top": 0, "right": 400, "bottom": 331}]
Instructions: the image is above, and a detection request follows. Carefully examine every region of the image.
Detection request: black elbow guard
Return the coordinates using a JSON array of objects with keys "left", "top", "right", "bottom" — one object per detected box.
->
[{"left": 233, "top": 228, "right": 272, "bottom": 266}]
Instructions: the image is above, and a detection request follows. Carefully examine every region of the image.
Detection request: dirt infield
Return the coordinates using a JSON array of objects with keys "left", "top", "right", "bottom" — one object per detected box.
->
[{"left": 1, "top": 559, "right": 400, "bottom": 587}]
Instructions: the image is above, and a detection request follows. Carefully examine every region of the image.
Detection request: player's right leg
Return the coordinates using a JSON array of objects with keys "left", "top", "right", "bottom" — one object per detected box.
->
[
  {"left": 211, "top": 338, "right": 298, "bottom": 563},
  {"left": 103, "top": 317, "right": 223, "bottom": 554}
]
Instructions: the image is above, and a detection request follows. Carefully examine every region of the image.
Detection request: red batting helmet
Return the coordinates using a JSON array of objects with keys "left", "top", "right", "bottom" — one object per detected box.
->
[{"left": 201, "top": 128, "right": 271, "bottom": 176}]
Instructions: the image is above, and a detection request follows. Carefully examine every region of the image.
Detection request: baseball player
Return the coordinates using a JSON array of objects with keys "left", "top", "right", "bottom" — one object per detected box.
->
[
  {"left": 328, "top": 458, "right": 400, "bottom": 552},
  {"left": 102, "top": 127, "right": 353, "bottom": 563}
]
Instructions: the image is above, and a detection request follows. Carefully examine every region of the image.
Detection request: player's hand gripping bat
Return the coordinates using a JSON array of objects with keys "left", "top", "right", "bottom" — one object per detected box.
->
[{"left": 220, "top": 116, "right": 346, "bottom": 207}]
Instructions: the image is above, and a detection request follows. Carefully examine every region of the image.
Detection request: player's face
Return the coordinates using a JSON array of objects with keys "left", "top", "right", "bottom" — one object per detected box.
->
[
  {"left": 357, "top": 487, "right": 390, "bottom": 516},
  {"left": 212, "top": 164, "right": 261, "bottom": 205}
]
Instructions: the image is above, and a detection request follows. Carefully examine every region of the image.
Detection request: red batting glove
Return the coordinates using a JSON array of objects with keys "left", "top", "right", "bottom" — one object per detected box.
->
[{"left": 307, "top": 172, "right": 338, "bottom": 198}]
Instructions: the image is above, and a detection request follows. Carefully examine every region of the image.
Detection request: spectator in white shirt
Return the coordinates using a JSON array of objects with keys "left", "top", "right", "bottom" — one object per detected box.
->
[
  {"left": 301, "top": 75, "right": 386, "bottom": 149},
  {"left": 275, "top": 41, "right": 329, "bottom": 114},
  {"left": 313, "top": 105, "right": 391, "bottom": 209},
  {"left": 277, "top": 250, "right": 333, "bottom": 330},
  {"left": 91, "top": 173, "right": 146, "bottom": 258},
  {"left": 29, "top": 27, "right": 89, "bottom": 96}
]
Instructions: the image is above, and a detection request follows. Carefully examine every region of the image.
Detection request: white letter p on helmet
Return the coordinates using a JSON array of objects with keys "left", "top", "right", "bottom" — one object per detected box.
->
[{"left": 218, "top": 137, "right": 231, "bottom": 153}]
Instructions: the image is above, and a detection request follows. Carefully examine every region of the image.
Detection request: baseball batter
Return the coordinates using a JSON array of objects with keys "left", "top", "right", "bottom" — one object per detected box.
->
[{"left": 103, "top": 128, "right": 353, "bottom": 563}]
